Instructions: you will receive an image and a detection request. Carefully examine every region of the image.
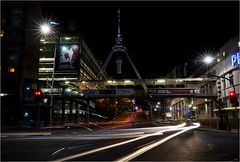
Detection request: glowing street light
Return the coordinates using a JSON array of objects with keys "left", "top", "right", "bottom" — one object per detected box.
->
[
  {"left": 203, "top": 55, "right": 214, "bottom": 65},
  {"left": 40, "top": 24, "right": 51, "bottom": 35}
]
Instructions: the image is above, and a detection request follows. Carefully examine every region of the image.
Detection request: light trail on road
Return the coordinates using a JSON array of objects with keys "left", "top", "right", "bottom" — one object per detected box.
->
[
  {"left": 53, "top": 123, "right": 187, "bottom": 162},
  {"left": 116, "top": 123, "right": 201, "bottom": 162}
]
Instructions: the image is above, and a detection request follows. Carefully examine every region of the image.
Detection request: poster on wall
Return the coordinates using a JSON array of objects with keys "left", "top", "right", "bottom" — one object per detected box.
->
[{"left": 56, "top": 44, "right": 80, "bottom": 70}]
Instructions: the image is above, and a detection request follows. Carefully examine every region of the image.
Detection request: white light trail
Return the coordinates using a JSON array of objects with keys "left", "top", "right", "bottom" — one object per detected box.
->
[
  {"left": 53, "top": 123, "right": 186, "bottom": 162},
  {"left": 116, "top": 123, "right": 200, "bottom": 162}
]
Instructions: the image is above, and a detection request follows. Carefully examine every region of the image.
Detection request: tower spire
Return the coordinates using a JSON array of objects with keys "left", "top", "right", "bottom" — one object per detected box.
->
[{"left": 116, "top": 8, "right": 123, "bottom": 47}]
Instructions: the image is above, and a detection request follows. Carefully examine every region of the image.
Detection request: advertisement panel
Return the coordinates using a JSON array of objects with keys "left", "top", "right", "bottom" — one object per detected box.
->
[
  {"left": 56, "top": 44, "right": 80, "bottom": 70},
  {"left": 148, "top": 88, "right": 200, "bottom": 95}
]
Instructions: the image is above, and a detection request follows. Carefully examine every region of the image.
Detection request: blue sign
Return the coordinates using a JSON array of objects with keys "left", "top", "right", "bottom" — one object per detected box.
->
[{"left": 231, "top": 52, "right": 240, "bottom": 66}]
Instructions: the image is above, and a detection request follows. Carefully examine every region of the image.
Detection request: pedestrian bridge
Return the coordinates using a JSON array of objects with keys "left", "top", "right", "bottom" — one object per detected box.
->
[
  {"left": 52, "top": 77, "right": 218, "bottom": 99},
  {"left": 76, "top": 78, "right": 216, "bottom": 88},
  {"left": 42, "top": 77, "right": 217, "bottom": 99},
  {"left": 82, "top": 88, "right": 217, "bottom": 99}
]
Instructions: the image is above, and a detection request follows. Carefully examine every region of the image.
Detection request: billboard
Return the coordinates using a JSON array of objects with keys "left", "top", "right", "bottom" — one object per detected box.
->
[{"left": 56, "top": 44, "right": 80, "bottom": 70}]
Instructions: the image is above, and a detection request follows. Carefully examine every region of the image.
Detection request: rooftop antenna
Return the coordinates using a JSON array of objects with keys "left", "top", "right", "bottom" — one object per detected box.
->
[{"left": 116, "top": 8, "right": 122, "bottom": 47}]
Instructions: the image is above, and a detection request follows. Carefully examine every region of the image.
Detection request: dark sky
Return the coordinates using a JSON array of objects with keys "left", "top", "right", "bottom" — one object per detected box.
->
[{"left": 41, "top": 1, "right": 239, "bottom": 78}]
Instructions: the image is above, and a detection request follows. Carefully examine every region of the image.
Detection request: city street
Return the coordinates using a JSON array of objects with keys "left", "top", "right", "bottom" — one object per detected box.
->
[
  {"left": 2, "top": 123, "right": 239, "bottom": 161},
  {"left": 1, "top": 1, "right": 239, "bottom": 161}
]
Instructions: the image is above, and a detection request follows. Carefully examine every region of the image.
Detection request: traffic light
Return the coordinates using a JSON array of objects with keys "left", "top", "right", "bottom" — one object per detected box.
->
[
  {"left": 229, "top": 91, "right": 237, "bottom": 105},
  {"left": 34, "top": 90, "right": 42, "bottom": 102}
]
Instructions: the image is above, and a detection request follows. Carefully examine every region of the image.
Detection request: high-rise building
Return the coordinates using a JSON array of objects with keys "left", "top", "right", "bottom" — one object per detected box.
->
[
  {"left": 1, "top": 2, "right": 41, "bottom": 125},
  {"left": 38, "top": 34, "right": 104, "bottom": 90},
  {"left": 38, "top": 32, "right": 107, "bottom": 124}
]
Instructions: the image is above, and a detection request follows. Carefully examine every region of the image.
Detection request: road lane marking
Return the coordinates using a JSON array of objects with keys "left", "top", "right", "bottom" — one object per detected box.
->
[
  {"left": 136, "top": 140, "right": 157, "bottom": 149},
  {"left": 115, "top": 123, "right": 201, "bottom": 162},
  {"left": 51, "top": 144, "right": 92, "bottom": 157},
  {"left": 53, "top": 123, "right": 186, "bottom": 162},
  {"left": 52, "top": 148, "right": 65, "bottom": 156}
]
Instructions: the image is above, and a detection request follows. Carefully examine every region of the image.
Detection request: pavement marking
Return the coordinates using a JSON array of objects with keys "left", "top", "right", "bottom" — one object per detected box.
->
[
  {"left": 115, "top": 123, "right": 201, "bottom": 162},
  {"left": 136, "top": 140, "right": 157, "bottom": 149},
  {"left": 52, "top": 148, "right": 65, "bottom": 156},
  {"left": 51, "top": 144, "right": 92, "bottom": 157},
  {"left": 53, "top": 123, "right": 186, "bottom": 162}
]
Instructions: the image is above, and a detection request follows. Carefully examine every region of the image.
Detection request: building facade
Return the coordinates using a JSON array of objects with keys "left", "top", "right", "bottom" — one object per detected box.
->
[
  {"left": 169, "top": 36, "right": 239, "bottom": 129},
  {"left": 1, "top": 2, "right": 41, "bottom": 125},
  {"left": 38, "top": 32, "right": 107, "bottom": 124}
]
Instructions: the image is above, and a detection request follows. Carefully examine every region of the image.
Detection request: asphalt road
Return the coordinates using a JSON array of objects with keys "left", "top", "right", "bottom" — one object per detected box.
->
[
  {"left": 132, "top": 129, "right": 239, "bottom": 161},
  {"left": 1, "top": 124, "right": 239, "bottom": 161}
]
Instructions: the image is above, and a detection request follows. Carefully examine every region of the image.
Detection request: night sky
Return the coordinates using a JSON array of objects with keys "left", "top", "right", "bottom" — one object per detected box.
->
[{"left": 41, "top": 1, "right": 239, "bottom": 78}]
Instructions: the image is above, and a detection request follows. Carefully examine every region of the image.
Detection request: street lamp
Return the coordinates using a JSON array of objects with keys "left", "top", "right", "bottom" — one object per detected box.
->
[
  {"left": 40, "top": 22, "right": 58, "bottom": 126},
  {"left": 41, "top": 24, "right": 51, "bottom": 35},
  {"left": 203, "top": 56, "right": 214, "bottom": 64}
]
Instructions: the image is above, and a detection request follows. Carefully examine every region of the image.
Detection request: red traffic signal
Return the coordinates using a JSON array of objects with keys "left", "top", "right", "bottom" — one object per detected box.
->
[
  {"left": 229, "top": 91, "right": 237, "bottom": 104},
  {"left": 229, "top": 91, "right": 236, "bottom": 97},
  {"left": 34, "top": 90, "right": 42, "bottom": 96},
  {"left": 34, "top": 90, "right": 42, "bottom": 102}
]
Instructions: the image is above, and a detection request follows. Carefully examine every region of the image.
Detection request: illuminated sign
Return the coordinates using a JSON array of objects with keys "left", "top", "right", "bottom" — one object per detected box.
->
[
  {"left": 148, "top": 88, "right": 200, "bottom": 95},
  {"left": 56, "top": 44, "right": 80, "bottom": 70},
  {"left": 83, "top": 89, "right": 135, "bottom": 96},
  {"left": 231, "top": 52, "right": 240, "bottom": 66}
]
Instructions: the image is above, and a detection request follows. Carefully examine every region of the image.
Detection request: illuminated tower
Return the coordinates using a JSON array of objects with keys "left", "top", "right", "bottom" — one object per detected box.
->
[{"left": 96, "top": 9, "right": 147, "bottom": 93}]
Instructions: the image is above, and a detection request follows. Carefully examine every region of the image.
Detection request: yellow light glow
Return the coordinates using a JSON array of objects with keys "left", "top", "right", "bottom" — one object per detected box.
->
[
  {"left": 0, "top": 30, "right": 4, "bottom": 37},
  {"left": 9, "top": 67, "right": 15, "bottom": 73},
  {"left": 213, "top": 107, "right": 240, "bottom": 111},
  {"left": 124, "top": 80, "right": 131, "bottom": 83},
  {"left": 157, "top": 79, "right": 165, "bottom": 83}
]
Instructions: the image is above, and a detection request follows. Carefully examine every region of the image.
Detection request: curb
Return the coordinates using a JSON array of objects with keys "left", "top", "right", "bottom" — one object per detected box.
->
[{"left": 1, "top": 132, "right": 52, "bottom": 137}]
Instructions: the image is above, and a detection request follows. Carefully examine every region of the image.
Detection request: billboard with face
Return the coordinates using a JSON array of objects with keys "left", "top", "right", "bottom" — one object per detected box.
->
[{"left": 56, "top": 44, "right": 80, "bottom": 70}]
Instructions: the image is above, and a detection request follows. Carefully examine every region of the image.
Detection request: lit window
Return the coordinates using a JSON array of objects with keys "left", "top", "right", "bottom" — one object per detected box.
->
[
  {"left": 0, "top": 30, "right": 4, "bottom": 37},
  {"left": 223, "top": 52, "right": 225, "bottom": 56},
  {"left": 65, "top": 37, "right": 71, "bottom": 40},
  {"left": 8, "top": 67, "right": 15, "bottom": 73}
]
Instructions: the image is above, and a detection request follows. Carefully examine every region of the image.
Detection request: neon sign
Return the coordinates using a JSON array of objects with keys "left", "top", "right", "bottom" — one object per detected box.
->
[{"left": 231, "top": 52, "right": 240, "bottom": 66}]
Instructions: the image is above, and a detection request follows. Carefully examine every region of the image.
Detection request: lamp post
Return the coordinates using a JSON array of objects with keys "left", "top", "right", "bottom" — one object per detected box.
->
[{"left": 40, "top": 23, "right": 57, "bottom": 126}]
